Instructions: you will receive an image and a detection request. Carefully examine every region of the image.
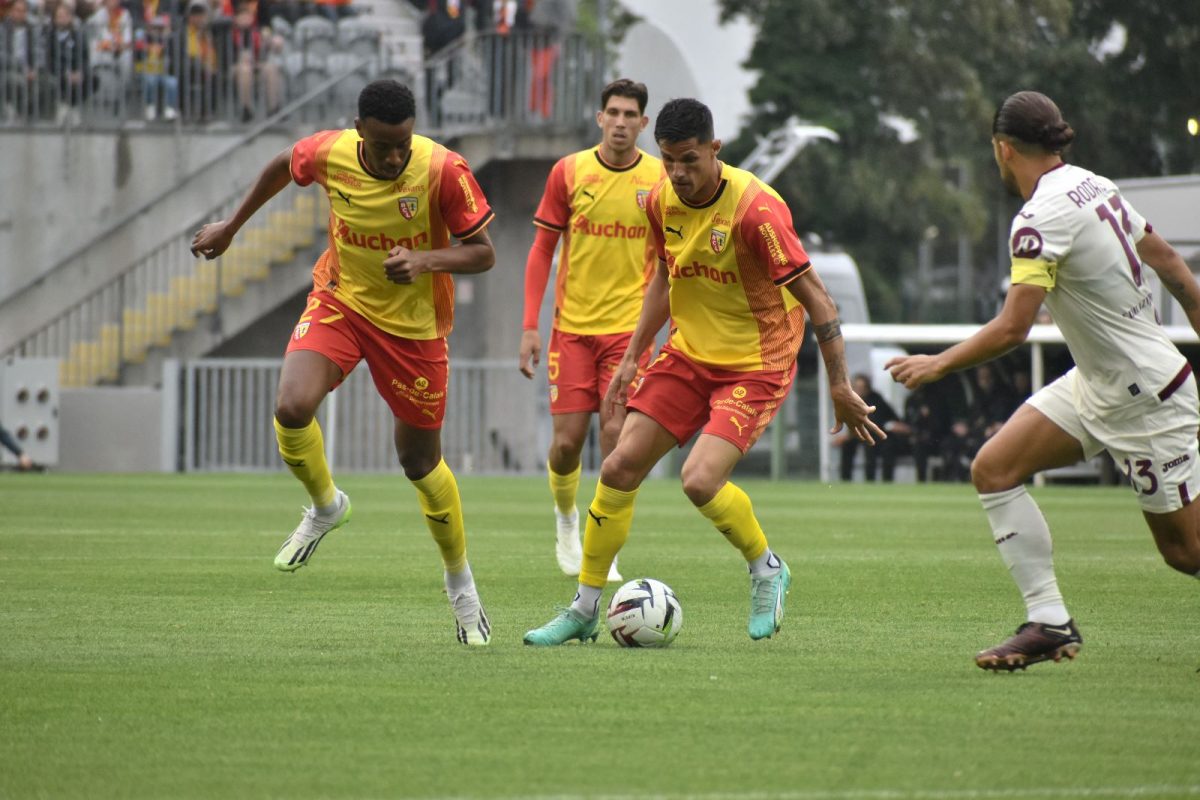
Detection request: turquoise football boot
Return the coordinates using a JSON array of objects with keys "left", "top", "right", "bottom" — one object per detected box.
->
[
  {"left": 523, "top": 607, "right": 599, "bottom": 646},
  {"left": 748, "top": 559, "right": 791, "bottom": 640}
]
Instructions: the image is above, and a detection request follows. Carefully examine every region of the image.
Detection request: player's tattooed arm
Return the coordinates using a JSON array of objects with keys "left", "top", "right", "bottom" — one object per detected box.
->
[
  {"left": 1138, "top": 231, "right": 1200, "bottom": 338},
  {"left": 813, "top": 319, "right": 842, "bottom": 344}
]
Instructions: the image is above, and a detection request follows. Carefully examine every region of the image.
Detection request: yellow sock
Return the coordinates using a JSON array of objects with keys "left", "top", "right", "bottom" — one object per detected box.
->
[
  {"left": 274, "top": 417, "right": 336, "bottom": 508},
  {"left": 411, "top": 459, "right": 468, "bottom": 574},
  {"left": 579, "top": 481, "right": 638, "bottom": 588},
  {"left": 697, "top": 481, "right": 768, "bottom": 562},
  {"left": 548, "top": 461, "right": 581, "bottom": 514}
]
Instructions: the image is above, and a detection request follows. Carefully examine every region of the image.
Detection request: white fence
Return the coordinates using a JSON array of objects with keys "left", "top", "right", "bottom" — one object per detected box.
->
[
  {"left": 818, "top": 323, "right": 1200, "bottom": 484},
  {"left": 180, "top": 357, "right": 553, "bottom": 474}
]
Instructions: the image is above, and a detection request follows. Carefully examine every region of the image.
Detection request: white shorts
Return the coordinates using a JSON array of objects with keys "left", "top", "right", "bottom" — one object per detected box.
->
[{"left": 1028, "top": 366, "right": 1200, "bottom": 513}]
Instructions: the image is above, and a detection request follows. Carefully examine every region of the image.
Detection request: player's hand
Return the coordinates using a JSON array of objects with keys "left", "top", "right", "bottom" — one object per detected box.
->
[
  {"left": 191, "top": 220, "right": 235, "bottom": 259},
  {"left": 602, "top": 357, "right": 640, "bottom": 417},
  {"left": 885, "top": 354, "right": 945, "bottom": 389},
  {"left": 518, "top": 329, "right": 541, "bottom": 379},
  {"left": 383, "top": 246, "right": 430, "bottom": 284},
  {"left": 828, "top": 381, "right": 886, "bottom": 444}
]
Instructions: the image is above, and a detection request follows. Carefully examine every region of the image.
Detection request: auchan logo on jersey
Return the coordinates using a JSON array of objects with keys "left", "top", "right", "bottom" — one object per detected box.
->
[
  {"left": 570, "top": 214, "right": 648, "bottom": 240},
  {"left": 667, "top": 256, "right": 738, "bottom": 285},
  {"left": 333, "top": 218, "right": 428, "bottom": 251}
]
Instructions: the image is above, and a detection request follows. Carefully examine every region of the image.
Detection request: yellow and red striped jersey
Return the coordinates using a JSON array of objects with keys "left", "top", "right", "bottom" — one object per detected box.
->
[
  {"left": 645, "top": 164, "right": 811, "bottom": 372},
  {"left": 290, "top": 130, "right": 494, "bottom": 339},
  {"left": 533, "top": 146, "right": 662, "bottom": 334}
]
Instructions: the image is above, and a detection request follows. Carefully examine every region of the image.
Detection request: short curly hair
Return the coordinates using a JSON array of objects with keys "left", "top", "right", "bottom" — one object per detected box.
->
[
  {"left": 654, "top": 98, "right": 713, "bottom": 145},
  {"left": 358, "top": 80, "right": 416, "bottom": 125}
]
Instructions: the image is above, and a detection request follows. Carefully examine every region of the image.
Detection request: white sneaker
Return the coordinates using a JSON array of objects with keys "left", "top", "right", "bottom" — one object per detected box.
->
[
  {"left": 449, "top": 583, "right": 491, "bottom": 646},
  {"left": 144, "top": 103, "right": 157, "bottom": 121},
  {"left": 607, "top": 554, "right": 622, "bottom": 583},
  {"left": 274, "top": 490, "right": 351, "bottom": 571},
  {"left": 555, "top": 507, "right": 582, "bottom": 576},
  {"left": 163, "top": 106, "right": 178, "bottom": 121}
]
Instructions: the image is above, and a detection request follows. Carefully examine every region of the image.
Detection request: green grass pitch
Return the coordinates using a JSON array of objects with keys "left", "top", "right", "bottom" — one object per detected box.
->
[{"left": 2, "top": 473, "right": 1198, "bottom": 799}]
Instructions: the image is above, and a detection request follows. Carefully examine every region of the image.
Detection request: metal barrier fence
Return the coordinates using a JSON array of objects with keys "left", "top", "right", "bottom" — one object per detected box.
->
[
  {"left": 423, "top": 30, "right": 603, "bottom": 137},
  {"left": 4, "top": 184, "right": 326, "bottom": 386},
  {"left": 0, "top": 12, "right": 399, "bottom": 128},
  {"left": 181, "top": 357, "right": 553, "bottom": 474}
]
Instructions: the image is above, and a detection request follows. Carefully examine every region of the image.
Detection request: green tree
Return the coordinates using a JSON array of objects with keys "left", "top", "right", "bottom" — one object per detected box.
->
[{"left": 719, "top": 0, "right": 1198, "bottom": 322}]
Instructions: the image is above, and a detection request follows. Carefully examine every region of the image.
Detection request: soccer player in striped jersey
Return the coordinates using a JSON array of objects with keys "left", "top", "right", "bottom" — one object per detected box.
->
[
  {"left": 518, "top": 78, "right": 662, "bottom": 582},
  {"left": 191, "top": 80, "right": 496, "bottom": 646},
  {"left": 524, "top": 98, "right": 884, "bottom": 646},
  {"left": 888, "top": 91, "right": 1200, "bottom": 671}
]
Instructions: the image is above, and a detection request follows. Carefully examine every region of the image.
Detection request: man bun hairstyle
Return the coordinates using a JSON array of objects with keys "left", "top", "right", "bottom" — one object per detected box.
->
[
  {"left": 358, "top": 79, "right": 416, "bottom": 125},
  {"left": 993, "top": 90, "right": 1075, "bottom": 154},
  {"left": 654, "top": 98, "right": 714, "bottom": 145},
  {"left": 601, "top": 78, "right": 649, "bottom": 114}
]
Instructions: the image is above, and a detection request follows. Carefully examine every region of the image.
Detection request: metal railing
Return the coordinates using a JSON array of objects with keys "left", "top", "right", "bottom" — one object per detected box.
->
[
  {"left": 181, "top": 357, "right": 549, "bottom": 474},
  {"left": 423, "top": 30, "right": 603, "bottom": 138},
  {"left": 0, "top": 13, "right": 401, "bottom": 128},
  {"left": 0, "top": 62, "right": 384, "bottom": 384}
]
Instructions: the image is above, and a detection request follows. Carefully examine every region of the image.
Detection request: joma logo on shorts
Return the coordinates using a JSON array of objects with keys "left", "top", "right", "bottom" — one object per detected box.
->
[{"left": 1162, "top": 454, "right": 1190, "bottom": 473}]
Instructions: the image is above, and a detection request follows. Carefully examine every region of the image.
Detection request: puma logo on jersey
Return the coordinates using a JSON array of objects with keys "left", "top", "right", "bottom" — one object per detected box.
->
[
  {"left": 729, "top": 416, "right": 747, "bottom": 435},
  {"left": 665, "top": 225, "right": 684, "bottom": 239},
  {"left": 581, "top": 188, "right": 595, "bottom": 200},
  {"left": 336, "top": 190, "right": 353, "bottom": 207}
]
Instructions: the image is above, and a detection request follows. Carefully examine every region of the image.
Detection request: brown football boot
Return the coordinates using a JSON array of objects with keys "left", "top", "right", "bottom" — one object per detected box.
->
[{"left": 975, "top": 619, "right": 1083, "bottom": 672}]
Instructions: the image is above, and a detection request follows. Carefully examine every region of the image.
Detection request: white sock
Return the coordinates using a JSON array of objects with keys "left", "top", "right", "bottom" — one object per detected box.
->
[
  {"left": 979, "top": 486, "right": 1070, "bottom": 625},
  {"left": 315, "top": 491, "right": 342, "bottom": 518},
  {"left": 445, "top": 563, "right": 474, "bottom": 595},
  {"left": 570, "top": 584, "right": 602, "bottom": 619},
  {"left": 748, "top": 549, "right": 782, "bottom": 579}
]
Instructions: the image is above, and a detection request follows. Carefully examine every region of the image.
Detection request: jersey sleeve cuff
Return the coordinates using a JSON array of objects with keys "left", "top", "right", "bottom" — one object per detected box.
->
[
  {"left": 533, "top": 217, "right": 567, "bottom": 232},
  {"left": 453, "top": 211, "right": 496, "bottom": 241},
  {"left": 773, "top": 261, "right": 812, "bottom": 287}
]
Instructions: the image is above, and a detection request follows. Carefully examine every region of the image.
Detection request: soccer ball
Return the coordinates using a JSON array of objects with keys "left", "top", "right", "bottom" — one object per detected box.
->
[{"left": 606, "top": 578, "right": 682, "bottom": 648}]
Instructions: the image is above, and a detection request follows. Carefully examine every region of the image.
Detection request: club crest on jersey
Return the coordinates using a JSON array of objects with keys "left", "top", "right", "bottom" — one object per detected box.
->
[
  {"left": 398, "top": 196, "right": 419, "bottom": 220},
  {"left": 293, "top": 322, "right": 310, "bottom": 340},
  {"left": 1012, "top": 226, "right": 1043, "bottom": 259},
  {"left": 710, "top": 227, "right": 728, "bottom": 254},
  {"left": 636, "top": 189, "right": 649, "bottom": 210}
]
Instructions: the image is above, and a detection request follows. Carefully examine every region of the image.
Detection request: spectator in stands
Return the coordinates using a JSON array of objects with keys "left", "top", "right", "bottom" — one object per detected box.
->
[
  {"left": 312, "top": 0, "right": 349, "bottom": 22},
  {"left": 45, "top": 0, "right": 88, "bottom": 124},
  {"left": 136, "top": 13, "right": 177, "bottom": 119},
  {"left": 229, "top": 0, "right": 280, "bottom": 121},
  {"left": 88, "top": 0, "right": 133, "bottom": 80},
  {"left": 904, "top": 385, "right": 943, "bottom": 482},
  {"left": 526, "top": 0, "right": 572, "bottom": 120},
  {"left": 968, "top": 362, "right": 1019, "bottom": 446},
  {"left": 175, "top": 0, "right": 216, "bottom": 120},
  {"left": 420, "top": 0, "right": 465, "bottom": 55},
  {"left": 837, "top": 373, "right": 903, "bottom": 482},
  {"left": 0, "top": 0, "right": 40, "bottom": 120}
]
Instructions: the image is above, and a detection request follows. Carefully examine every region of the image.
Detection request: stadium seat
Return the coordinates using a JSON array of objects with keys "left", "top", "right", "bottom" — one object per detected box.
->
[
  {"left": 295, "top": 16, "right": 337, "bottom": 67},
  {"left": 336, "top": 17, "right": 381, "bottom": 62},
  {"left": 121, "top": 308, "right": 149, "bottom": 363}
]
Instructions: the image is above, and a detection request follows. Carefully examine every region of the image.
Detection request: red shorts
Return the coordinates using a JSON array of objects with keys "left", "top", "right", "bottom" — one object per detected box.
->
[
  {"left": 627, "top": 345, "right": 795, "bottom": 453},
  {"left": 547, "top": 329, "right": 649, "bottom": 414},
  {"left": 286, "top": 290, "right": 449, "bottom": 429}
]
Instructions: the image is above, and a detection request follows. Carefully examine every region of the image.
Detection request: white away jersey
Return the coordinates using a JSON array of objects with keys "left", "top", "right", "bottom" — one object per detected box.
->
[{"left": 1008, "top": 163, "right": 1187, "bottom": 413}]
